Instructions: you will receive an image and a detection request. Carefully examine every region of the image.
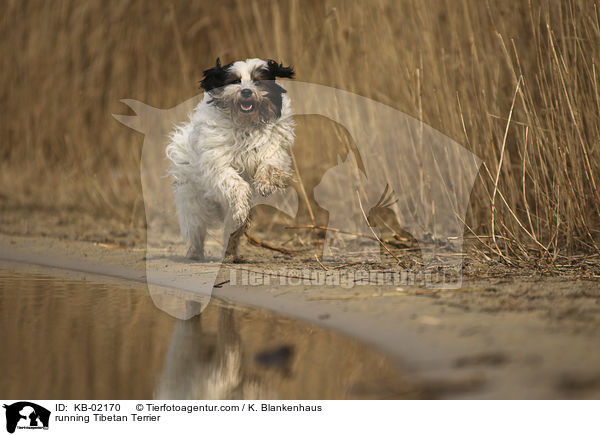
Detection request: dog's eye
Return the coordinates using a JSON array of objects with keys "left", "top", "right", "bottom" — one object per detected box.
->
[{"left": 231, "top": 78, "right": 241, "bottom": 84}]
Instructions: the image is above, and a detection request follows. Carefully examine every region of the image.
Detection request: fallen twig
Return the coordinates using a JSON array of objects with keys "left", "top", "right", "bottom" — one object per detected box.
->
[
  {"left": 245, "top": 232, "right": 297, "bottom": 255},
  {"left": 285, "top": 224, "right": 377, "bottom": 241},
  {"left": 314, "top": 253, "right": 328, "bottom": 270}
]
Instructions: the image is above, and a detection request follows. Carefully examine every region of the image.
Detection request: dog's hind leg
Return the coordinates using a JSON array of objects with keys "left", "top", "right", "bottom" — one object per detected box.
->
[
  {"left": 186, "top": 225, "right": 207, "bottom": 261},
  {"left": 174, "top": 182, "right": 208, "bottom": 261}
]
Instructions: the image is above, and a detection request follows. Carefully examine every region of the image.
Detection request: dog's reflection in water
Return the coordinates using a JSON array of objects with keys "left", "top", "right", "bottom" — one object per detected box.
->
[{"left": 155, "top": 306, "right": 278, "bottom": 400}]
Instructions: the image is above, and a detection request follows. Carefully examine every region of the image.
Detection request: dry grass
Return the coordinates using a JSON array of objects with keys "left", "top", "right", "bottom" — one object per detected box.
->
[{"left": 1, "top": 0, "right": 599, "bottom": 263}]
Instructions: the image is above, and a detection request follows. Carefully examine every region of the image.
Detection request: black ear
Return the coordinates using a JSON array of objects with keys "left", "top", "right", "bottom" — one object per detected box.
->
[
  {"left": 267, "top": 59, "right": 295, "bottom": 79},
  {"left": 263, "top": 81, "right": 289, "bottom": 118},
  {"left": 200, "top": 58, "right": 231, "bottom": 92}
]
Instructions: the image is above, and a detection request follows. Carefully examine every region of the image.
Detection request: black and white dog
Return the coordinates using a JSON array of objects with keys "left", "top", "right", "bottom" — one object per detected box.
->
[{"left": 166, "top": 58, "right": 295, "bottom": 261}]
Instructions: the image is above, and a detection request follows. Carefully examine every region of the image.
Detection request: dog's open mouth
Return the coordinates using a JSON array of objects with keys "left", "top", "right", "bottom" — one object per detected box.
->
[{"left": 239, "top": 101, "right": 255, "bottom": 113}]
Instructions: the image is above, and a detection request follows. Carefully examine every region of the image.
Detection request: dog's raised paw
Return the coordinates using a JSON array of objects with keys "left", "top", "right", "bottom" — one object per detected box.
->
[
  {"left": 257, "top": 184, "right": 276, "bottom": 197},
  {"left": 254, "top": 165, "right": 291, "bottom": 196}
]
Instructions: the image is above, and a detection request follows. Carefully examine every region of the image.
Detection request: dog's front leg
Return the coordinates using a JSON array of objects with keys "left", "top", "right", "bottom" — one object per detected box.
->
[
  {"left": 211, "top": 166, "right": 252, "bottom": 225},
  {"left": 222, "top": 211, "right": 251, "bottom": 263},
  {"left": 228, "top": 178, "right": 252, "bottom": 225},
  {"left": 253, "top": 152, "right": 293, "bottom": 197}
]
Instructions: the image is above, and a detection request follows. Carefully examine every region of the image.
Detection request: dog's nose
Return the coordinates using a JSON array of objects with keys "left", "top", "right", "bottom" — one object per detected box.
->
[{"left": 240, "top": 88, "right": 252, "bottom": 98}]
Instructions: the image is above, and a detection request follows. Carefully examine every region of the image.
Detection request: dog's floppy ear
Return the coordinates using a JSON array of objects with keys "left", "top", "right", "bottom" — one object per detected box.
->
[
  {"left": 263, "top": 60, "right": 293, "bottom": 118},
  {"left": 200, "top": 58, "right": 230, "bottom": 92},
  {"left": 267, "top": 60, "right": 295, "bottom": 79}
]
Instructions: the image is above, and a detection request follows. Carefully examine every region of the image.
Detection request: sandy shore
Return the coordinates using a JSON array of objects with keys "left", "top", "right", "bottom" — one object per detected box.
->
[{"left": 1, "top": 232, "right": 599, "bottom": 399}]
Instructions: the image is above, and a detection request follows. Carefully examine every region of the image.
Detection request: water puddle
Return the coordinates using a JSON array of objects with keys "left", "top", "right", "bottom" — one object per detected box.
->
[{"left": 0, "top": 267, "right": 417, "bottom": 399}]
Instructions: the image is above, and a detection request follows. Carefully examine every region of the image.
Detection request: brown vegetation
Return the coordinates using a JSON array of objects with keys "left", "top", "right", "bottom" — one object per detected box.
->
[{"left": 2, "top": 0, "right": 599, "bottom": 263}]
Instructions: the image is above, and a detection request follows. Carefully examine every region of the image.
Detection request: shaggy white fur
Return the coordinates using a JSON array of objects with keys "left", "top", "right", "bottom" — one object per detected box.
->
[{"left": 166, "top": 58, "right": 295, "bottom": 261}]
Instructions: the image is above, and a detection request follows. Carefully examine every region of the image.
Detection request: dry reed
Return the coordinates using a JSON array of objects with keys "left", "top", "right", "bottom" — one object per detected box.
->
[{"left": 1, "top": 0, "right": 599, "bottom": 263}]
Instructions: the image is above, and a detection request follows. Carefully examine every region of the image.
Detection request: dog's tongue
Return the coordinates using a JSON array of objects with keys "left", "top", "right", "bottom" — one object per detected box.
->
[{"left": 241, "top": 102, "right": 253, "bottom": 111}]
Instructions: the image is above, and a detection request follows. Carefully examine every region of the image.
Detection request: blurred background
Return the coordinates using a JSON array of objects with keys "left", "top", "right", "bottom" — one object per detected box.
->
[{"left": 2, "top": 0, "right": 599, "bottom": 262}]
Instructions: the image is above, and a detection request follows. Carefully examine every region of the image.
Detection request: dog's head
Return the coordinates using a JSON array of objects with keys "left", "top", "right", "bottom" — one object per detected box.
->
[{"left": 200, "top": 58, "right": 294, "bottom": 125}]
